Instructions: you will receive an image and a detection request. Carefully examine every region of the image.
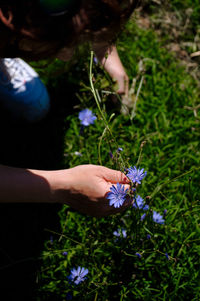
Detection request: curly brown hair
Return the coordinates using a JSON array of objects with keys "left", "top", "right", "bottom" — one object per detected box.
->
[{"left": 0, "top": 0, "right": 140, "bottom": 60}]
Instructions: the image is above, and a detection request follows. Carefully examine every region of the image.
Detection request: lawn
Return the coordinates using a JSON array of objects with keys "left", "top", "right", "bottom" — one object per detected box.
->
[
  {"left": 36, "top": 1, "right": 200, "bottom": 300},
  {"left": 0, "top": 1, "right": 199, "bottom": 300}
]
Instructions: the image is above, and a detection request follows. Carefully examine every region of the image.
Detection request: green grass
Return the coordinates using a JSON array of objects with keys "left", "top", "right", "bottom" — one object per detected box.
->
[{"left": 35, "top": 7, "right": 200, "bottom": 301}]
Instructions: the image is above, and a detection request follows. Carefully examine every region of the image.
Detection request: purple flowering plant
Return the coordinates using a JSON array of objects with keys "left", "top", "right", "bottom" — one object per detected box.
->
[
  {"left": 106, "top": 166, "right": 148, "bottom": 210},
  {"left": 68, "top": 266, "right": 89, "bottom": 285},
  {"left": 126, "top": 166, "right": 147, "bottom": 184},
  {"left": 38, "top": 51, "right": 191, "bottom": 300},
  {"left": 133, "top": 195, "right": 149, "bottom": 210},
  {"left": 107, "top": 183, "right": 129, "bottom": 208},
  {"left": 152, "top": 211, "right": 165, "bottom": 225},
  {"left": 78, "top": 108, "right": 96, "bottom": 127},
  {"left": 113, "top": 228, "right": 127, "bottom": 238},
  {"left": 87, "top": 50, "right": 167, "bottom": 268}
]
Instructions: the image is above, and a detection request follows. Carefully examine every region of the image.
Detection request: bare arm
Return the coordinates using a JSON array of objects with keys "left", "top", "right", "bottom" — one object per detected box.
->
[
  {"left": 0, "top": 164, "right": 55, "bottom": 203},
  {"left": 0, "top": 164, "right": 130, "bottom": 217}
]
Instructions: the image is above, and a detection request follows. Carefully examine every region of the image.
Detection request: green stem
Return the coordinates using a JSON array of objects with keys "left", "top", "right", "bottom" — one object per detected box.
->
[{"left": 89, "top": 51, "right": 126, "bottom": 169}]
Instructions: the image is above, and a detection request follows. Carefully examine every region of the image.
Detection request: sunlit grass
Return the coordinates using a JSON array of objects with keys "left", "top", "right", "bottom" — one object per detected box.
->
[{"left": 37, "top": 8, "right": 200, "bottom": 301}]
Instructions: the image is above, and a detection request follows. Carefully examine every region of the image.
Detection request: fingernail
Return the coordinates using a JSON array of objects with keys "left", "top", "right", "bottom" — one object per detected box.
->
[{"left": 124, "top": 176, "right": 129, "bottom": 183}]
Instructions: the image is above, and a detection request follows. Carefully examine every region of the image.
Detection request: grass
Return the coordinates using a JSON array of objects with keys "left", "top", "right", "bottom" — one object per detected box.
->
[
  {"left": 0, "top": 1, "right": 199, "bottom": 300},
  {"left": 36, "top": 5, "right": 200, "bottom": 300}
]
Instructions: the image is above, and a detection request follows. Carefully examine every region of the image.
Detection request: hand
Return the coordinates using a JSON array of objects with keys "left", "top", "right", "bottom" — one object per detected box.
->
[
  {"left": 94, "top": 45, "right": 129, "bottom": 96},
  {"left": 53, "top": 164, "right": 131, "bottom": 217},
  {"left": 0, "top": 164, "right": 131, "bottom": 217}
]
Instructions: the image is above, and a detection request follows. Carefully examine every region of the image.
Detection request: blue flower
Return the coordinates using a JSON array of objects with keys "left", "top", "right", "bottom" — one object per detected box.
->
[
  {"left": 113, "top": 228, "right": 127, "bottom": 238},
  {"left": 107, "top": 183, "right": 128, "bottom": 208},
  {"left": 165, "top": 253, "right": 170, "bottom": 260},
  {"left": 133, "top": 195, "right": 149, "bottom": 210},
  {"left": 93, "top": 56, "right": 98, "bottom": 64},
  {"left": 63, "top": 251, "right": 68, "bottom": 256},
  {"left": 126, "top": 166, "right": 147, "bottom": 184},
  {"left": 117, "top": 147, "right": 123, "bottom": 152},
  {"left": 109, "top": 151, "right": 114, "bottom": 159},
  {"left": 68, "top": 266, "right": 89, "bottom": 285},
  {"left": 135, "top": 252, "right": 142, "bottom": 258},
  {"left": 153, "top": 211, "right": 165, "bottom": 224},
  {"left": 147, "top": 234, "right": 151, "bottom": 240},
  {"left": 141, "top": 213, "right": 146, "bottom": 221},
  {"left": 78, "top": 109, "right": 96, "bottom": 126}
]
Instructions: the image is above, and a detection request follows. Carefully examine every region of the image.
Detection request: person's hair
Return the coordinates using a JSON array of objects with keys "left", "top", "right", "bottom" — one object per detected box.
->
[{"left": 0, "top": 0, "right": 140, "bottom": 60}]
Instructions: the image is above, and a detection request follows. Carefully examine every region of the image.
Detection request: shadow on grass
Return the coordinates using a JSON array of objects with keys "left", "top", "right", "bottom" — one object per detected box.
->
[{"left": 0, "top": 77, "right": 79, "bottom": 300}]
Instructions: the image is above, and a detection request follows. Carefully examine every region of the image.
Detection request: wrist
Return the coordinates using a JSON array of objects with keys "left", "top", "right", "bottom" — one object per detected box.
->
[{"left": 45, "top": 169, "right": 73, "bottom": 204}]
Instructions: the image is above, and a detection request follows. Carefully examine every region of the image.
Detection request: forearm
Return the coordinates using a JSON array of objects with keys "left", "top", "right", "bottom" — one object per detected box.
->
[{"left": 0, "top": 164, "right": 69, "bottom": 203}]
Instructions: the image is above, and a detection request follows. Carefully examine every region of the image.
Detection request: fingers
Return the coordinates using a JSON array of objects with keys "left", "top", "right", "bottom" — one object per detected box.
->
[
  {"left": 117, "top": 77, "right": 125, "bottom": 95},
  {"left": 103, "top": 167, "right": 130, "bottom": 184},
  {"left": 117, "top": 75, "right": 129, "bottom": 96}
]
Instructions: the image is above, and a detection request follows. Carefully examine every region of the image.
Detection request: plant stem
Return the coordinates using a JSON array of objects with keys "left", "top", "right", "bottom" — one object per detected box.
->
[{"left": 89, "top": 51, "right": 126, "bottom": 169}]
